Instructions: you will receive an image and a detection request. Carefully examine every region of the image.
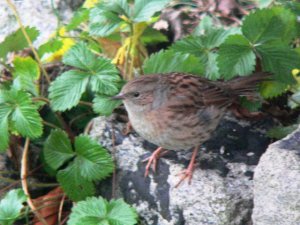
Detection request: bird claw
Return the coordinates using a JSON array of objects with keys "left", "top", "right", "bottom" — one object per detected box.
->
[
  {"left": 143, "top": 147, "right": 169, "bottom": 177},
  {"left": 175, "top": 167, "right": 194, "bottom": 188}
]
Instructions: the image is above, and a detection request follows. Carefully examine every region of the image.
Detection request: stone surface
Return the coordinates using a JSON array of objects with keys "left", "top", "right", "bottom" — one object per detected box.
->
[
  {"left": 89, "top": 114, "right": 273, "bottom": 225},
  {"left": 252, "top": 126, "right": 300, "bottom": 225},
  {"left": 0, "top": 0, "right": 82, "bottom": 46}
]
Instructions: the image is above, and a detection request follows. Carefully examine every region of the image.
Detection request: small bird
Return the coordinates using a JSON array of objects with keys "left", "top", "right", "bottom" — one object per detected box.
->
[{"left": 112, "top": 72, "right": 267, "bottom": 186}]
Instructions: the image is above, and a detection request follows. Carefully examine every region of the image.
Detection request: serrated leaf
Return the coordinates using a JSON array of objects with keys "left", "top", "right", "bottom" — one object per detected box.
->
[
  {"left": 63, "top": 42, "right": 97, "bottom": 71},
  {"left": 11, "top": 93, "right": 43, "bottom": 138},
  {"left": 49, "top": 70, "right": 89, "bottom": 111},
  {"left": 38, "top": 39, "right": 63, "bottom": 58},
  {"left": 205, "top": 52, "right": 220, "bottom": 80},
  {"left": 0, "top": 27, "right": 39, "bottom": 59},
  {"left": 143, "top": 50, "right": 204, "bottom": 75},
  {"left": 240, "top": 97, "right": 262, "bottom": 112},
  {"left": 12, "top": 56, "right": 40, "bottom": 96},
  {"left": 50, "top": 43, "right": 120, "bottom": 111},
  {"left": 193, "top": 15, "right": 214, "bottom": 36},
  {"left": 217, "top": 34, "right": 256, "bottom": 79},
  {"left": 171, "top": 36, "right": 205, "bottom": 59},
  {"left": 68, "top": 197, "right": 138, "bottom": 225},
  {"left": 89, "top": 1, "right": 128, "bottom": 37},
  {"left": 141, "top": 27, "right": 168, "bottom": 44},
  {"left": 57, "top": 162, "right": 95, "bottom": 201},
  {"left": 259, "top": 81, "right": 288, "bottom": 98},
  {"left": 66, "top": 8, "right": 90, "bottom": 31},
  {"left": 89, "top": 59, "right": 121, "bottom": 95},
  {"left": 242, "top": 7, "right": 297, "bottom": 44},
  {"left": 0, "top": 189, "right": 27, "bottom": 225},
  {"left": 0, "top": 105, "right": 11, "bottom": 152},
  {"left": 0, "top": 89, "right": 43, "bottom": 138},
  {"left": 257, "top": 43, "right": 300, "bottom": 83},
  {"left": 43, "top": 130, "right": 74, "bottom": 171},
  {"left": 93, "top": 94, "right": 122, "bottom": 115},
  {"left": 171, "top": 28, "right": 239, "bottom": 79},
  {"left": 74, "top": 135, "right": 114, "bottom": 180},
  {"left": 201, "top": 28, "right": 241, "bottom": 49},
  {"left": 133, "top": 0, "right": 170, "bottom": 22},
  {"left": 267, "top": 124, "right": 298, "bottom": 139}
]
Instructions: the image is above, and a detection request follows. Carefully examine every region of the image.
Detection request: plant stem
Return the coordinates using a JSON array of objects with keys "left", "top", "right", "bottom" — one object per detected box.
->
[
  {"left": 6, "top": 0, "right": 51, "bottom": 84},
  {"left": 79, "top": 100, "right": 93, "bottom": 107},
  {"left": 21, "top": 138, "right": 49, "bottom": 225}
]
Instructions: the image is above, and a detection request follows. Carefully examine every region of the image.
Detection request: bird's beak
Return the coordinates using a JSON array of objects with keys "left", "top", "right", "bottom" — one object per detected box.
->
[{"left": 111, "top": 94, "right": 125, "bottom": 100}]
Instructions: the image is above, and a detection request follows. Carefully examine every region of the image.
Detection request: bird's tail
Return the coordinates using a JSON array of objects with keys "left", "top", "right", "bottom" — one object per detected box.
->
[{"left": 222, "top": 72, "right": 271, "bottom": 100}]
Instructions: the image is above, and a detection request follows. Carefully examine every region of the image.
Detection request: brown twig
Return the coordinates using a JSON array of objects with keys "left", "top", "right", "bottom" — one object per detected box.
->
[
  {"left": 6, "top": 0, "right": 51, "bottom": 84},
  {"left": 111, "top": 124, "right": 117, "bottom": 199},
  {"left": 21, "top": 138, "right": 49, "bottom": 225},
  {"left": 58, "top": 194, "right": 66, "bottom": 224}
]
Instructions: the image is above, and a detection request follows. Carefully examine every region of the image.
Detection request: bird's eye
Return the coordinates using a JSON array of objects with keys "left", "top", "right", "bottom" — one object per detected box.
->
[{"left": 133, "top": 92, "right": 140, "bottom": 97}]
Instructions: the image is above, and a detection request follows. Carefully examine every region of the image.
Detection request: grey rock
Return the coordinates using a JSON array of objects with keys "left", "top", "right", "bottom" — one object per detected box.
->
[
  {"left": 0, "top": 0, "right": 77, "bottom": 47},
  {"left": 252, "top": 126, "right": 300, "bottom": 225},
  {"left": 89, "top": 114, "right": 272, "bottom": 225}
]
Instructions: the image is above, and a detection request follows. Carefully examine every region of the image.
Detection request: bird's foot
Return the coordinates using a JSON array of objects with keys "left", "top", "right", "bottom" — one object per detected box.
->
[
  {"left": 143, "top": 147, "right": 169, "bottom": 177},
  {"left": 175, "top": 147, "right": 199, "bottom": 188}
]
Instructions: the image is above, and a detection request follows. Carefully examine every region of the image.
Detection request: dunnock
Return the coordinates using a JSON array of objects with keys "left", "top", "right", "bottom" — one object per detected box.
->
[{"left": 112, "top": 72, "right": 267, "bottom": 186}]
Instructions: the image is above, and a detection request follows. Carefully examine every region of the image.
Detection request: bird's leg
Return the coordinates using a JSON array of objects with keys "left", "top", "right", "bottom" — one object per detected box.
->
[
  {"left": 175, "top": 146, "right": 199, "bottom": 188},
  {"left": 143, "top": 147, "right": 169, "bottom": 177}
]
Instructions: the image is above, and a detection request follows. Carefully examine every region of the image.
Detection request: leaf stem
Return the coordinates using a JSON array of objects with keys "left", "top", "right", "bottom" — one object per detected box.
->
[
  {"left": 79, "top": 100, "right": 93, "bottom": 107},
  {"left": 21, "top": 138, "right": 49, "bottom": 225},
  {"left": 6, "top": 0, "right": 51, "bottom": 84}
]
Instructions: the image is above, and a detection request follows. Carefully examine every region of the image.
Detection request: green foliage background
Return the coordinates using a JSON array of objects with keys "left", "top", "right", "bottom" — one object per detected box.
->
[{"left": 0, "top": 0, "right": 300, "bottom": 224}]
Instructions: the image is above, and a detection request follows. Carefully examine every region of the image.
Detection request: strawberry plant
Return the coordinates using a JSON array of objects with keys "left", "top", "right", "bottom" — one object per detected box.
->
[{"left": 0, "top": 0, "right": 300, "bottom": 224}]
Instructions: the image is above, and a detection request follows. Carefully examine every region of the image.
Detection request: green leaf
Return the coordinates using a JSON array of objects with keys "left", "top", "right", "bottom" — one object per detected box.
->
[
  {"left": 240, "top": 97, "right": 262, "bottom": 112},
  {"left": 89, "top": 59, "right": 121, "bottom": 95},
  {"left": 193, "top": 15, "right": 214, "bottom": 36},
  {"left": 143, "top": 50, "right": 204, "bottom": 75},
  {"left": 66, "top": 8, "right": 90, "bottom": 31},
  {"left": 205, "top": 52, "right": 220, "bottom": 80},
  {"left": 49, "top": 70, "right": 89, "bottom": 111},
  {"left": 171, "top": 28, "right": 239, "bottom": 79},
  {"left": 38, "top": 39, "right": 63, "bottom": 58},
  {"left": 89, "top": 0, "right": 129, "bottom": 37},
  {"left": 0, "top": 89, "right": 43, "bottom": 138},
  {"left": 47, "top": 132, "right": 114, "bottom": 201},
  {"left": 57, "top": 162, "right": 95, "bottom": 201},
  {"left": 0, "top": 104, "right": 11, "bottom": 152},
  {"left": 133, "top": 0, "right": 171, "bottom": 22},
  {"left": 0, "top": 27, "right": 39, "bottom": 59},
  {"left": 217, "top": 34, "right": 256, "bottom": 79},
  {"left": 12, "top": 56, "right": 40, "bottom": 96},
  {"left": 11, "top": 92, "right": 43, "bottom": 138},
  {"left": 43, "top": 130, "right": 75, "bottom": 171},
  {"left": 200, "top": 28, "right": 241, "bottom": 49},
  {"left": 68, "top": 197, "right": 138, "bottom": 225},
  {"left": 171, "top": 36, "right": 206, "bottom": 59},
  {"left": 242, "top": 7, "right": 297, "bottom": 44},
  {"left": 93, "top": 94, "right": 122, "bottom": 115},
  {"left": 50, "top": 42, "right": 121, "bottom": 111},
  {"left": 74, "top": 135, "right": 114, "bottom": 181},
  {"left": 63, "top": 42, "right": 97, "bottom": 71},
  {"left": 257, "top": 43, "right": 300, "bottom": 83},
  {"left": 259, "top": 81, "right": 288, "bottom": 98},
  {"left": 267, "top": 124, "right": 298, "bottom": 139},
  {"left": 0, "top": 189, "right": 27, "bottom": 225},
  {"left": 141, "top": 27, "right": 168, "bottom": 44}
]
